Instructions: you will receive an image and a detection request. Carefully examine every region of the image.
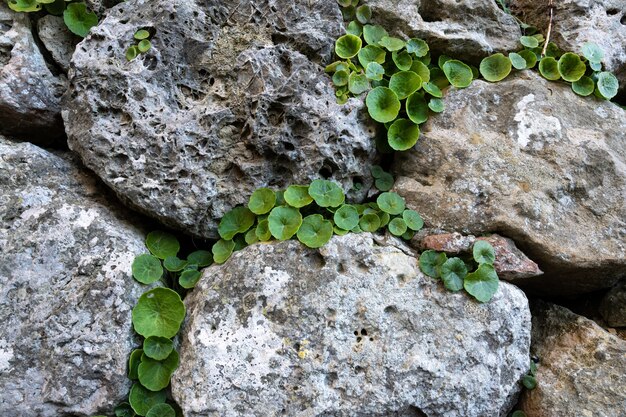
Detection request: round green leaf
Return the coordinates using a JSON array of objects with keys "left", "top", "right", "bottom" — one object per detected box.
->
[
  {"left": 388, "top": 218, "right": 408, "bottom": 236},
  {"left": 389, "top": 71, "right": 422, "bottom": 99},
  {"left": 370, "top": 165, "right": 385, "bottom": 178},
  {"left": 402, "top": 210, "right": 424, "bottom": 231},
  {"left": 419, "top": 250, "right": 448, "bottom": 278},
  {"left": 377, "top": 192, "right": 406, "bottom": 215},
  {"left": 428, "top": 98, "right": 445, "bottom": 113},
  {"left": 358, "top": 45, "right": 386, "bottom": 68},
  {"left": 442, "top": 59, "right": 473, "bottom": 88},
  {"left": 218, "top": 207, "right": 255, "bottom": 240},
  {"left": 138, "top": 350, "right": 179, "bottom": 391},
  {"left": 129, "top": 383, "right": 166, "bottom": 416},
  {"left": 365, "top": 86, "right": 400, "bottom": 123},
  {"left": 378, "top": 36, "right": 406, "bottom": 51},
  {"left": 359, "top": 213, "right": 381, "bottom": 232},
  {"left": 134, "top": 29, "right": 150, "bottom": 40},
  {"left": 145, "top": 403, "right": 175, "bottom": 417},
  {"left": 429, "top": 68, "right": 450, "bottom": 89},
  {"left": 268, "top": 206, "right": 303, "bottom": 240},
  {"left": 366, "top": 62, "right": 385, "bottom": 81},
  {"left": 520, "top": 35, "right": 539, "bottom": 48},
  {"left": 375, "top": 172, "right": 395, "bottom": 192},
  {"left": 335, "top": 34, "right": 362, "bottom": 59},
  {"left": 128, "top": 348, "right": 143, "bottom": 379},
  {"left": 43, "top": 0, "right": 66, "bottom": 15},
  {"left": 255, "top": 220, "right": 272, "bottom": 242},
  {"left": 132, "top": 288, "right": 186, "bottom": 339},
  {"left": 596, "top": 71, "right": 619, "bottom": 100},
  {"left": 333, "top": 70, "right": 350, "bottom": 86},
  {"left": 518, "top": 49, "right": 537, "bottom": 69},
  {"left": 179, "top": 269, "right": 202, "bottom": 289},
  {"left": 297, "top": 215, "right": 333, "bottom": 248},
  {"left": 473, "top": 240, "right": 496, "bottom": 264},
  {"left": 406, "top": 92, "right": 429, "bottom": 124},
  {"left": 248, "top": 188, "right": 276, "bottom": 215},
  {"left": 572, "top": 76, "right": 595, "bottom": 96},
  {"left": 212, "top": 239, "right": 235, "bottom": 264},
  {"left": 334, "top": 205, "right": 360, "bottom": 230},
  {"left": 508, "top": 52, "right": 527, "bottom": 70},
  {"left": 538, "top": 57, "right": 560, "bottom": 81},
  {"left": 349, "top": 72, "right": 370, "bottom": 94},
  {"left": 186, "top": 250, "right": 213, "bottom": 267},
  {"left": 7, "top": 0, "right": 41, "bottom": 12},
  {"left": 347, "top": 20, "right": 363, "bottom": 36},
  {"left": 388, "top": 119, "right": 420, "bottom": 151},
  {"left": 245, "top": 228, "right": 259, "bottom": 245},
  {"left": 363, "top": 24, "right": 389, "bottom": 45},
  {"left": 589, "top": 61, "right": 603, "bottom": 71},
  {"left": 337, "top": 0, "right": 352, "bottom": 6},
  {"left": 440, "top": 257, "right": 467, "bottom": 292},
  {"left": 392, "top": 50, "right": 413, "bottom": 71},
  {"left": 326, "top": 61, "right": 349, "bottom": 73},
  {"left": 356, "top": 4, "right": 372, "bottom": 24},
  {"left": 557, "top": 52, "right": 586, "bottom": 82},
  {"left": 544, "top": 42, "right": 562, "bottom": 58},
  {"left": 162, "top": 256, "right": 186, "bottom": 272},
  {"left": 143, "top": 336, "right": 174, "bottom": 361},
  {"left": 581, "top": 42, "right": 603, "bottom": 63},
  {"left": 464, "top": 264, "right": 499, "bottom": 303},
  {"left": 284, "top": 185, "right": 313, "bottom": 208},
  {"left": 138, "top": 40, "right": 152, "bottom": 53},
  {"left": 410, "top": 60, "right": 430, "bottom": 83},
  {"left": 126, "top": 46, "right": 139, "bottom": 61},
  {"left": 406, "top": 38, "right": 429, "bottom": 57},
  {"left": 438, "top": 55, "right": 452, "bottom": 69},
  {"left": 422, "top": 81, "right": 442, "bottom": 98},
  {"left": 308, "top": 180, "right": 345, "bottom": 208},
  {"left": 132, "top": 254, "right": 163, "bottom": 284},
  {"left": 63, "top": 2, "right": 98, "bottom": 38},
  {"left": 522, "top": 375, "right": 538, "bottom": 390},
  {"left": 114, "top": 402, "right": 135, "bottom": 417},
  {"left": 146, "top": 231, "right": 180, "bottom": 259},
  {"left": 479, "top": 53, "right": 512, "bottom": 82}
]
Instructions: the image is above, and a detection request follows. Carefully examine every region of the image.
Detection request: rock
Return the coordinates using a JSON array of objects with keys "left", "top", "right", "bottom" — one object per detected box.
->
[
  {"left": 0, "top": 3, "right": 66, "bottom": 141},
  {"left": 63, "top": 0, "right": 377, "bottom": 239},
  {"left": 600, "top": 280, "right": 626, "bottom": 327},
  {"left": 36, "top": 15, "right": 77, "bottom": 72},
  {"left": 366, "top": 0, "right": 522, "bottom": 63},
  {"left": 519, "top": 301, "right": 626, "bottom": 417},
  {"left": 0, "top": 137, "right": 147, "bottom": 416},
  {"left": 171, "top": 234, "right": 531, "bottom": 417},
  {"left": 394, "top": 71, "right": 626, "bottom": 296},
  {"left": 416, "top": 233, "right": 543, "bottom": 282},
  {"left": 509, "top": 0, "right": 626, "bottom": 98},
  {"left": 85, "top": 0, "right": 123, "bottom": 17}
]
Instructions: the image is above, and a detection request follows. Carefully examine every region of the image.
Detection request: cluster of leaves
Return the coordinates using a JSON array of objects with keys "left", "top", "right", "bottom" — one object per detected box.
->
[
  {"left": 212, "top": 178, "right": 424, "bottom": 264},
  {"left": 7, "top": 0, "right": 97, "bottom": 37},
  {"left": 419, "top": 240, "right": 500, "bottom": 302},
  {"left": 507, "top": 358, "right": 540, "bottom": 417},
  {"left": 126, "top": 29, "right": 154, "bottom": 61}
]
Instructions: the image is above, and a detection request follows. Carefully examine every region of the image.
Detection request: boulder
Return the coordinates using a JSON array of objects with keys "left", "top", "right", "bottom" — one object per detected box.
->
[
  {"left": 519, "top": 301, "right": 626, "bottom": 417},
  {"left": 394, "top": 71, "right": 626, "bottom": 296},
  {"left": 63, "top": 0, "right": 377, "bottom": 239},
  {"left": 171, "top": 234, "right": 531, "bottom": 417},
  {"left": 0, "top": 3, "right": 66, "bottom": 141},
  {"left": 0, "top": 137, "right": 147, "bottom": 416},
  {"left": 510, "top": 0, "right": 626, "bottom": 98},
  {"left": 36, "top": 15, "right": 76, "bottom": 73},
  {"left": 600, "top": 280, "right": 626, "bottom": 327},
  {"left": 366, "top": 0, "right": 522, "bottom": 63}
]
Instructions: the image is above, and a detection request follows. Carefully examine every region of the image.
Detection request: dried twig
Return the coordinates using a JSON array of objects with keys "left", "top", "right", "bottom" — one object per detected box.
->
[{"left": 541, "top": 0, "right": 554, "bottom": 57}]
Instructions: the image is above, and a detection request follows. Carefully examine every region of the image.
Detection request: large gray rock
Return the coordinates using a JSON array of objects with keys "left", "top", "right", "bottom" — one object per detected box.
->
[
  {"left": 63, "top": 0, "right": 377, "bottom": 239},
  {"left": 0, "top": 3, "right": 66, "bottom": 141},
  {"left": 394, "top": 71, "right": 626, "bottom": 296},
  {"left": 366, "top": 0, "right": 522, "bottom": 63},
  {"left": 37, "top": 15, "right": 76, "bottom": 73},
  {"left": 510, "top": 0, "right": 626, "bottom": 97},
  {"left": 0, "top": 137, "right": 147, "bottom": 416},
  {"left": 519, "top": 301, "right": 626, "bottom": 417},
  {"left": 172, "top": 234, "right": 531, "bottom": 417}
]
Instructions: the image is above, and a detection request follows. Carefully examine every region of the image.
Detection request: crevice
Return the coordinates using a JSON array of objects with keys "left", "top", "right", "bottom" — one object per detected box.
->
[{"left": 28, "top": 14, "right": 66, "bottom": 76}]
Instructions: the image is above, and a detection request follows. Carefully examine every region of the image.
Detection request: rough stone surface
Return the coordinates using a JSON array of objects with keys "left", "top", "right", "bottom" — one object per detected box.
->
[
  {"left": 600, "top": 280, "right": 626, "bottom": 327},
  {"left": 394, "top": 71, "right": 626, "bottom": 296},
  {"left": 519, "top": 301, "right": 626, "bottom": 417},
  {"left": 172, "top": 234, "right": 531, "bottom": 417},
  {"left": 416, "top": 233, "right": 543, "bottom": 282},
  {"left": 63, "top": 0, "right": 377, "bottom": 239},
  {"left": 37, "top": 15, "right": 76, "bottom": 72},
  {"left": 0, "top": 137, "right": 147, "bottom": 416},
  {"left": 510, "top": 0, "right": 626, "bottom": 97},
  {"left": 366, "top": 0, "right": 522, "bottom": 64},
  {"left": 85, "top": 0, "right": 124, "bottom": 17},
  {"left": 0, "top": 3, "right": 66, "bottom": 141}
]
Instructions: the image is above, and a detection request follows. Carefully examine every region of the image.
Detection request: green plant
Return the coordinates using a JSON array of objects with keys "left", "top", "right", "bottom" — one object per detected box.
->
[
  {"left": 6, "top": 0, "right": 97, "bottom": 37},
  {"left": 127, "top": 29, "right": 154, "bottom": 61}
]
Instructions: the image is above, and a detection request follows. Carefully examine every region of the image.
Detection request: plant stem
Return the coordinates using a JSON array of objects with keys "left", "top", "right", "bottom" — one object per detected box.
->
[{"left": 541, "top": 0, "right": 554, "bottom": 57}]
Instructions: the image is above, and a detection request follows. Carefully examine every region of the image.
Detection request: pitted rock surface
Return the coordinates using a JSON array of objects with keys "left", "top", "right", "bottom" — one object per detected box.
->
[
  {"left": 63, "top": 0, "right": 377, "bottom": 239},
  {"left": 0, "top": 137, "right": 147, "bottom": 416},
  {"left": 394, "top": 71, "right": 626, "bottom": 296},
  {"left": 172, "top": 234, "right": 531, "bottom": 417}
]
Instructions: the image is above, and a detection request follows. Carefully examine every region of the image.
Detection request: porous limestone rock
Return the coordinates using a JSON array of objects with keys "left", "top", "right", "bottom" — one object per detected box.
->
[
  {"left": 63, "top": 0, "right": 377, "bottom": 239},
  {"left": 36, "top": 15, "right": 76, "bottom": 72},
  {"left": 519, "top": 301, "right": 626, "bottom": 417},
  {"left": 600, "top": 280, "right": 626, "bottom": 327},
  {"left": 0, "top": 3, "right": 66, "bottom": 141},
  {"left": 0, "top": 137, "right": 147, "bottom": 416},
  {"left": 394, "top": 71, "right": 626, "bottom": 296},
  {"left": 172, "top": 234, "right": 531, "bottom": 417},
  {"left": 366, "top": 0, "right": 522, "bottom": 63}
]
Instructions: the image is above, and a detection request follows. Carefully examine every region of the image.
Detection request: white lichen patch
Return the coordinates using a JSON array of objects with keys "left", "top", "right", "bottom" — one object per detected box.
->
[
  {"left": 514, "top": 93, "right": 562, "bottom": 150},
  {"left": 0, "top": 344, "right": 14, "bottom": 372}
]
